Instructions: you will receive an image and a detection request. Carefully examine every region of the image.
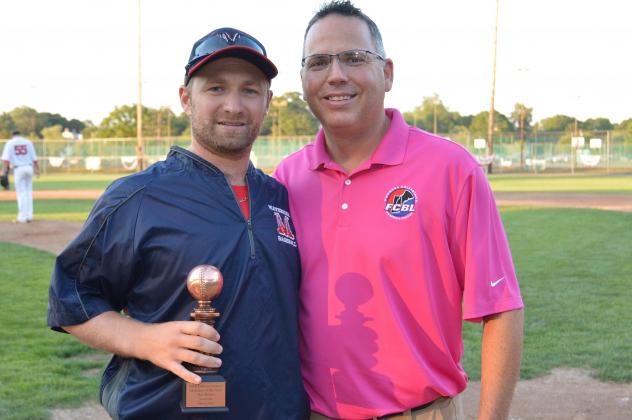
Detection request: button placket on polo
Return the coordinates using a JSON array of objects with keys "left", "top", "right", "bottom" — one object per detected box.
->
[{"left": 338, "top": 176, "right": 352, "bottom": 227}]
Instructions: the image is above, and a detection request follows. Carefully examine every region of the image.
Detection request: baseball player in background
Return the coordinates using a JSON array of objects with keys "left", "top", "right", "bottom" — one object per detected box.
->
[{"left": 2, "top": 130, "right": 40, "bottom": 223}]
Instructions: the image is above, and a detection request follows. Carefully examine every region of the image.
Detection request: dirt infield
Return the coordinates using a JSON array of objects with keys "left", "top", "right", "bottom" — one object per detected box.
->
[
  {"left": 2, "top": 191, "right": 631, "bottom": 419},
  {"left": 45, "top": 369, "right": 632, "bottom": 420},
  {"left": 0, "top": 189, "right": 103, "bottom": 201},
  {"left": 0, "top": 220, "right": 81, "bottom": 254}
]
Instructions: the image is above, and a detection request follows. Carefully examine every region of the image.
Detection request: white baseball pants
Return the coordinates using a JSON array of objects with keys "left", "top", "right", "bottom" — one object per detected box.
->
[{"left": 14, "top": 165, "right": 34, "bottom": 222}]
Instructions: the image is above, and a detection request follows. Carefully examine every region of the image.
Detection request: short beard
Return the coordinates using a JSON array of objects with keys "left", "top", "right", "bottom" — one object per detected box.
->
[{"left": 190, "top": 109, "right": 261, "bottom": 159}]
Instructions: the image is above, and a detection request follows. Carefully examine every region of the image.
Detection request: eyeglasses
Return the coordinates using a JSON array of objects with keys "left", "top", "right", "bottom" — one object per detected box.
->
[{"left": 301, "top": 49, "right": 384, "bottom": 72}]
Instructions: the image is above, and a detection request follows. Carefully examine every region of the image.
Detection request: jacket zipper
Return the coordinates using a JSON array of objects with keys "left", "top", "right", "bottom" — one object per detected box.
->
[
  {"left": 246, "top": 219, "right": 255, "bottom": 259},
  {"left": 226, "top": 175, "right": 256, "bottom": 259}
]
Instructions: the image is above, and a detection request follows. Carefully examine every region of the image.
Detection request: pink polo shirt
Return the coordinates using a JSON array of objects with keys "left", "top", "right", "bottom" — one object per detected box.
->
[{"left": 274, "top": 109, "right": 523, "bottom": 419}]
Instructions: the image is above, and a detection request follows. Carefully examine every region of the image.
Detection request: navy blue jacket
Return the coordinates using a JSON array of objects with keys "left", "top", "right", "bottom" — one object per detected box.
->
[{"left": 48, "top": 146, "right": 309, "bottom": 419}]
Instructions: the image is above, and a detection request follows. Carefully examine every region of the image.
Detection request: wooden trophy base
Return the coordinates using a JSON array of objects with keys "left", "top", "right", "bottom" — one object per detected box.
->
[{"left": 181, "top": 374, "right": 229, "bottom": 413}]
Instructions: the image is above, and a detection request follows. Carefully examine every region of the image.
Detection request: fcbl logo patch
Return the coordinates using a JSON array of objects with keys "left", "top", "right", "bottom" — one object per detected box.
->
[{"left": 384, "top": 186, "right": 417, "bottom": 219}]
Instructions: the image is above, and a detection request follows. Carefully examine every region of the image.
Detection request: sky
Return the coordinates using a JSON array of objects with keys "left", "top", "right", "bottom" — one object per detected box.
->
[{"left": 1, "top": 0, "right": 631, "bottom": 126}]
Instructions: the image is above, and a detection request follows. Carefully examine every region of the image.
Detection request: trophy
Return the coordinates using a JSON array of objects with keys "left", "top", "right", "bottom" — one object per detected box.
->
[{"left": 180, "top": 265, "right": 229, "bottom": 413}]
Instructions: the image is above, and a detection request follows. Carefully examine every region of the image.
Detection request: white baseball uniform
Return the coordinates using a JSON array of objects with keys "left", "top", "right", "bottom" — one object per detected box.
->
[{"left": 2, "top": 135, "right": 38, "bottom": 222}]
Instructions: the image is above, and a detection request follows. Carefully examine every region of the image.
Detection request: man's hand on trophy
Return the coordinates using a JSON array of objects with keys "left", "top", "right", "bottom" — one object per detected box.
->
[{"left": 138, "top": 320, "right": 223, "bottom": 384}]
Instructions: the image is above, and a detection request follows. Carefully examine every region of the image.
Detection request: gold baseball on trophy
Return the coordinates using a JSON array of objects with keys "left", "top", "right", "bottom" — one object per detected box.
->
[
  {"left": 187, "top": 265, "right": 223, "bottom": 302},
  {"left": 181, "top": 264, "right": 228, "bottom": 413}
]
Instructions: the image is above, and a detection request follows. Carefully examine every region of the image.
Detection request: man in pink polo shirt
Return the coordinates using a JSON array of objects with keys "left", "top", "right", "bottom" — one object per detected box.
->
[{"left": 274, "top": 1, "right": 524, "bottom": 419}]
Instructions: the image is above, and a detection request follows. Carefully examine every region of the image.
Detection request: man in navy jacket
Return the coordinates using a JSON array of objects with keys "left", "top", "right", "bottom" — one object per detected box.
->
[{"left": 48, "top": 27, "right": 308, "bottom": 419}]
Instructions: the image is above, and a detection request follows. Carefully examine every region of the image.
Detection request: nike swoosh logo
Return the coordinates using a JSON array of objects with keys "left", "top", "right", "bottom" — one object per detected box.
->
[{"left": 491, "top": 277, "right": 505, "bottom": 287}]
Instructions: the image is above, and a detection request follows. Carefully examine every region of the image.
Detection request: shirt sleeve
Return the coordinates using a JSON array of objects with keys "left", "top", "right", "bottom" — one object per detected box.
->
[
  {"left": 451, "top": 166, "right": 524, "bottom": 322},
  {"left": 47, "top": 188, "right": 143, "bottom": 331}
]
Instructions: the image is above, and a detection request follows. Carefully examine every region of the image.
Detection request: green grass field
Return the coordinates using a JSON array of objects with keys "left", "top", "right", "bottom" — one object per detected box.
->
[
  {"left": 462, "top": 208, "right": 632, "bottom": 382},
  {"left": 32, "top": 173, "right": 122, "bottom": 190},
  {"left": 1, "top": 173, "right": 631, "bottom": 418},
  {"left": 0, "top": 200, "right": 96, "bottom": 222},
  {"left": 27, "top": 172, "right": 632, "bottom": 192},
  {"left": 0, "top": 243, "right": 110, "bottom": 420},
  {"left": 488, "top": 173, "right": 632, "bottom": 193}
]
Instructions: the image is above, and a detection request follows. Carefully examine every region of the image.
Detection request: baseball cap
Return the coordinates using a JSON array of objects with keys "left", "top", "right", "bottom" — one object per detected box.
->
[{"left": 184, "top": 27, "right": 278, "bottom": 85}]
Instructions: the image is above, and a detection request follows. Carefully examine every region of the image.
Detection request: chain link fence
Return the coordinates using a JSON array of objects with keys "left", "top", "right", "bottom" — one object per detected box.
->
[
  {"left": 2, "top": 131, "right": 631, "bottom": 174},
  {"left": 444, "top": 130, "right": 632, "bottom": 174}
]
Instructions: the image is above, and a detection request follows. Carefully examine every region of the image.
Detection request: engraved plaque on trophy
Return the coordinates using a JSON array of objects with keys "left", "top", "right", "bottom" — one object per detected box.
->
[{"left": 180, "top": 265, "right": 229, "bottom": 413}]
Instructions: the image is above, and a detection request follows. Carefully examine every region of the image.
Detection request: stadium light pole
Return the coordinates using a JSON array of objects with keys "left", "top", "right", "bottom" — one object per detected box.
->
[
  {"left": 486, "top": 0, "right": 500, "bottom": 174},
  {"left": 136, "top": 0, "right": 145, "bottom": 171},
  {"left": 432, "top": 94, "right": 438, "bottom": 134},
  {"left": 272, "top": 97, "right": 288, "bottom": 138}
]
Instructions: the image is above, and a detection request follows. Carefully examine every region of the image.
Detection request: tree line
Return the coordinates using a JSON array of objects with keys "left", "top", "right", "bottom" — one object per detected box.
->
[
  {"left": 402, "top": 94, "right": 632, "bottom": 136},
  {"left": 2, "top": 93, "right": 631, "bottom": 140}
]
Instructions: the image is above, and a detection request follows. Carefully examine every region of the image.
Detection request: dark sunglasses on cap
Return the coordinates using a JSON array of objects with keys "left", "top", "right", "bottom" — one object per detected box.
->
[{"left": 184, "top": 27, "right": 278, "bottom": 84}]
